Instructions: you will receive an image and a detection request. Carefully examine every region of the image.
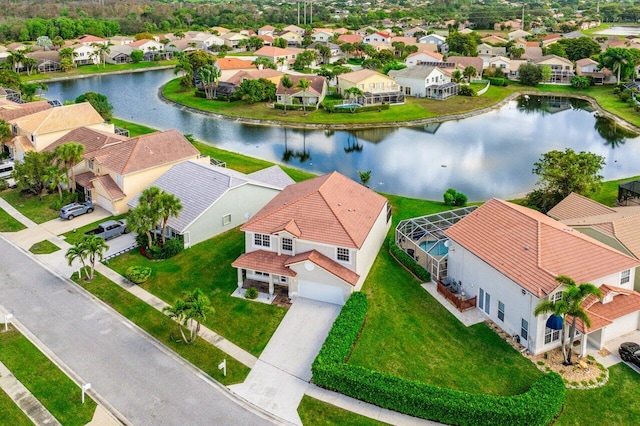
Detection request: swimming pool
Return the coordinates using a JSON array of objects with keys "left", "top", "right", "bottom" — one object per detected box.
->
[
  {"left": 419, "top": 240, "right": 449, "bottom": 256},
  {"left": 334, "top": 103, "right": 361, "bottom": 109}
]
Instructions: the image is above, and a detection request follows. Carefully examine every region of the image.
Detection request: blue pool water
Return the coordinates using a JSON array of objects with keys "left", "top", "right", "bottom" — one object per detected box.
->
[
  {"left": 334, "top": 103, "right": 361, "bottom": 109},
  {"left": 419, "top": 240, "right": 449, "bottom": 256}
]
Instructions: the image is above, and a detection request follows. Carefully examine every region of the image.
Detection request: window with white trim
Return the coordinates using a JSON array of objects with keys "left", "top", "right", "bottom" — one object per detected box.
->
[
  {"left": 255, "top": 271, "right": 269, "bottom": 277},
  {"left": 222, "top": 214, "right": 231, "bottom": 226},
  {"left": 544, "top": 327, "right": 560, "bottom": 344},
  {"left": 282, "top": 237, "right": 292, "bottom": 252},
  {"left": 551, "top": 291, "right": 563, "bottom": 302},
  {"left": 498, "top": 301, "right": 505, "bottom": 322},
  {"left": 254, "top": 233, "right": 270, "bottom": 247},
  {"left": 521, "top": 319, "right": 529, "bottom": 341},
  {"left": 280, "top": 275, "right": 288, "bottom": 283},
  {"left": 337, "top": 247, "right": 350, "bottom": 262},
  {"left": 621, "top": 269, "right": 630, "bottom": 285}
]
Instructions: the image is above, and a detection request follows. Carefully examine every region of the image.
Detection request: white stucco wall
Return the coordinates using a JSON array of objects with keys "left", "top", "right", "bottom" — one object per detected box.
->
[
  {"left": 288, "top": 262, "right": 353, "bottom": 301},
  {"left": 353, "top": 204, "right": 391, "bottom": 289}
]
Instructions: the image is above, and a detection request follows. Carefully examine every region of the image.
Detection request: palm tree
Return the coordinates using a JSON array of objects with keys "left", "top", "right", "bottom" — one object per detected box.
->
[
  {"left": 463, "top": 66, "right": 477, "bottom": 83},
  {"left": 92, "top": 42, "right": 113, "bottom": 68},
  {"left": 66, "top": 243, "right": 88, "bottom": 280},
  {"left": 358, "top": 170, "right": 372, "bottom": 187},
  {"left": 54, "top": 142, "right": 84, "bottom": 193},
  {"left": 296, "top": 78, "right": 310, "bottom": 115},
  {"left": 163, "top": 288, "right": 215, "bottom": 344},
  {"left": 343, "top": 87, "right": 364, "bottom": 112},
  {"left": 7, "top": 50, "right": 26, "bottom": 73},
  {"left": 199, "top": 64, "right": 220, "bottom": 100},
  {"left": 451, "top": 69, "right": 464, "bottom": 83},
  {"left": 127, "top": 206, "right": 157, "bottom": 249},
  {"left": 340, "top": 42, "right": 354, "bottom": 60},
  {"left": 83, "top": 235, "right": 109, "bottom": 280},
  {"left": 156, "top": 192, "right": 182, "bottom": 246},
  {"left": 44, "top": 164, "right": 68, "bottom": 199},
  {"left": 599, "top": 47, "right": 634, "bottom": 83},
  {"left": 280, "top": 75, "right": 293, "bottom": 115},
  {"left": 535, "top": 275, "right": 602, "bottom": 365}
]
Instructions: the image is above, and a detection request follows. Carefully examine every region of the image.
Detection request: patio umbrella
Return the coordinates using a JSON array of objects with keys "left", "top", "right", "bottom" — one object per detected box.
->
[{"left": 545, "top": 314, "right": 563, "bottom": 330}]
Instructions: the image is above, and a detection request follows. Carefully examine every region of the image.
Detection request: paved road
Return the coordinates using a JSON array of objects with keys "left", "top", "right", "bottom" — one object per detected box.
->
[{"left": 0, "top": 237, "right": 276, "bottom": 426}]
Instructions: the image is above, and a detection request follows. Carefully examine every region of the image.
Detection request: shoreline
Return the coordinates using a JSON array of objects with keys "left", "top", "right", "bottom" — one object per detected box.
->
[
  {"left": 158, "top": 85, "right": 640, "bottom": 133},
  {"left": 29, "top": 65, "right": 175, "bottom": 84}
]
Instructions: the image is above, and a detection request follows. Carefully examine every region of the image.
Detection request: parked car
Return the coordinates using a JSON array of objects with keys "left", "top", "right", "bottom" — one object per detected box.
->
[
  {"left": 619, "top": 342, "right": 640, "bottom": 368},
  {"left": 84, "top": 219, "right": 128, "bottom": 240},
  {"left": 59, "top": 201, "right": 94, "bottom": 220}
]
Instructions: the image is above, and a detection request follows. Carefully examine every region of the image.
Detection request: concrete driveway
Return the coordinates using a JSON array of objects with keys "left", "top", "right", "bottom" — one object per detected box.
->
[{"left": 231, "top": 298, "right": 341, "bottom": 425}]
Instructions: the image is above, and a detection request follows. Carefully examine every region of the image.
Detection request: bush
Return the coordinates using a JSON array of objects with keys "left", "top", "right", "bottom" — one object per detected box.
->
[
  {"left": 151, "top": 238, "right": 184, "bottom": 260},
  {"left": 49, "top": 191, "right": 78, "bottom": 211},
  {"left": 245, "top": 287, "right": 258, "bottom": 299},
  {"left": 443, "top": 188, "right": 467, "bottom": 206},
  {"left": 571, "top": 76, "right": 591, "bottom": 90},
  {"left": 488, "top": 77, "right": 508, "bottom": 87},
  {"left": 458, "top": 85, "right": 476, "bottom": 97},
  {"left": 312, "top": 292, "right": 566, "bottom": 426},
  {"left": 125, "top": 266, "right": 152, "bottom": 284},
  {"left": 0, "top": 180, "right": 8, "bottom": 191},
  {"left": 388, "top": 237, "right": 431, "bottom": 282}
]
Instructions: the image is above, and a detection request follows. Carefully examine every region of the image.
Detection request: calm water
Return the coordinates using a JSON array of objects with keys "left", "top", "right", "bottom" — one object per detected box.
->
[
  {"left": 594, "top": 26, "right": 640, "bottom": 36},
  {"left": 44, "top": 69, "right": 640, "bottom": 201}
]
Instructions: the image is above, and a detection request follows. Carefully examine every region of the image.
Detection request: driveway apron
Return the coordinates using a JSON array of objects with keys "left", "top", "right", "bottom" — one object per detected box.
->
[{"left": 230, "top": 298, "right": 341, "bottom": 425}]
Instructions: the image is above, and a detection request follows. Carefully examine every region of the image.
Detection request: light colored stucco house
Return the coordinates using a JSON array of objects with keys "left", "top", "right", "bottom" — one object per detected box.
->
[
  {"left": 363, "top": 32, "right": 392, "bottom": 45},
  {"left": 404, "top": 51, "right": 444, "bottom": 67},
  {"left": 389, "top": 66, "right": 457, "bottom": 99},
  {"left": 129, "top": 161, "right": 294, "bottom": 248},
  {"left": 7, "top": 103, "right": 113, "bottom": 161},
  {"left": 276, "top": 75, "right": 327, "bottom": 107},
  {"left": 535, "top": 55, "right": 575, "bottom": 84},
  {"left": 337, "top": 69, "right": 400, "bottom": 97},
  {"left": 214, "top": 57, "right": 257, "bottom": 82},
  {"left": 444, "top": 198, "right": 640, "bottom": 357},
  {"left": 311, "top": 30, "right": 333, "bottom": 43},
  {"left": 128, "top": 39, "right": 164, "bottom": 53},
  {"left": 232, "top": 172, "right": 392, "bottom": 305},
  {"left": 576, "top": 58, "right": 616, "bottom": 85},
  {"left": 278, "top": 31, "right": 303, "bottom": 47},
  {"left": 418, "top": 34, "right": 447, "bottom": 52},
  {"left": 254, "top": 46, "right": 297, "bottom": 70},
  {"left": 72, "top": 44, "right": 100, "bottom": 66}
]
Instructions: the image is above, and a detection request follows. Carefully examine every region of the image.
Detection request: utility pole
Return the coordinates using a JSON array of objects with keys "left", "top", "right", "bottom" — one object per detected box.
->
[
  {"left": 310, "top": 0, "right": 313, "bottom": 24},
  {"left": 597, "top": 0, "right": 600, "bottom": 14},
  {"left": 304, "top": 0, "right": 307, "bottom": 25},
  {"left": 298, "top": 1, "right": 300, "bottom": 26},
  {"left": 522, "top": 3, "right": 525, "bottom": 30}
]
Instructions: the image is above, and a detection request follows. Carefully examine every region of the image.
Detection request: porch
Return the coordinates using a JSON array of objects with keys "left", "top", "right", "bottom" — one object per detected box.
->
[
  {"left": 233, "top": 279, "right": 292, "bottom": 308},
  {"left": 425, "top": 82, "right": 459, "bottom": 100},
  {"left": 618, "top": 180, "right": 640, "bottom": 206},
  {"left": 437, "top": 277, "right": 477, "bottom": 312}
]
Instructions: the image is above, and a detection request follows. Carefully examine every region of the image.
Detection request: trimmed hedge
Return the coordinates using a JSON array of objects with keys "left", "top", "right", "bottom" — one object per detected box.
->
[
  {"left": 125, "top": 266, "right": 152, "bottom": 284},
  {"left": 312, "top": 292, "right": 565, "bottom": 426},
  {"left": 488, "top": 77, "right": 508, "bottom": 87},
  {"left": 388, "top": 237, "right": 431, "bottom": 282}
]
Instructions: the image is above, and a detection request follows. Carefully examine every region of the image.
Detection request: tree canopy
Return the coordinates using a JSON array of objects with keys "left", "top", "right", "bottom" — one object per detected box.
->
[
  {"left": 518, "top": 63, "right": 543, "bottom": 86},
  {"left": 75, "top": 92, "right": 113, "bottom": 120}
]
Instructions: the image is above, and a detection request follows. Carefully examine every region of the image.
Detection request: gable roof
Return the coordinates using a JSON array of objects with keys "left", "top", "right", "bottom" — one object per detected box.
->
[
  {"left": 45, "top": 127, "right": 128, "bottom": 155},
  {"left": 286, "top": 250, "right": 359, "bottom": 286},
  {"left": 406, "top": 50, "right": 444, "bottom": 61},
  {"left": 576, "top": 58, "right": 599, "bottom": 67},
  {"left": 129, "top": 161, "right": 293, "bottom": 233},
  {"left": 389, "top": 65, "right": 445, "bottom": 80},
  {"left": 535, "top": 54, "right": 573, "bottom": 66},
  {"left": 338, "top": 34, "right": 362, "bottom": 44},
  {"left": 215, "top": 57, "right": 256, "bottom": 70},
  {"left": 576, "top": 285, "right": 640, "bottom": 333},
  {"left": 242, "top": 172, "right": 388, "bottom": 249},
  {"left": 9, "top": 103, "right": 104, "bottom": 134},
  {"left": 446, "top": 56, "right": 484, "bottom": 74},
  {"left": 445, "top": 199, "right": 640, "bottom": 297},
  {"left": 0, "top": 100, "right": 52, "bottom": 122},
  {"left": 276, "top": 75, "right": 326, "bottom": 97},
  {"left": 338, "top": 69, "right": 391, "bottom": 84},
  {"left": 548, "top": 193, "right": 616, "bottom": 220},
  {"left": 254, "top": 46, "right": 295, "bottom": 57},
  {"left": 227, "top": 69, "right": 283, "bottom": 86},
  {"left": 90, "top": 129, "right": 198, "bottom": 175}
]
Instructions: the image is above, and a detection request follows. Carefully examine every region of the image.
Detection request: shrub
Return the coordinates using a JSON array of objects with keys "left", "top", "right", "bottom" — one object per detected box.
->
[
  {"left": 571, "top": 76, "right": 591, "bottom": 90},
  {"left": 321, "top": 103, "right": 390, "bottom": 114},
  {"left": 312, "top": 292, "right": 566, "bottom": 426},
  {"left": 49, "top": 191, "right": 78, "bottom": 211},
  {"left": 388, "top": 237, "right": 431, "bottom": 282},
  {"left": 0, "top": 180, "right": 8, "bottom": 191},
  {"left": 443, "top": 188, "right": 467, "bottom": 206},
  {"left": 458, "top": 85, "right": 476, "bottom": 97},
  {"left": 488, "top": 77, "right": 508, "bottom": 87},
  {"left": 151, "top": 238, "right": 184, "bottom": 260},
  {"left": 125, "top": 266, "right": 152, "bottom": 284},
  {"left": 245, "top": 287, "right": 258, "bottom": 299}
]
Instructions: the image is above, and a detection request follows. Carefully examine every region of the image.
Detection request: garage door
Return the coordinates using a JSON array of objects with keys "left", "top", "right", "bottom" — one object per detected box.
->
[
  {"left": 97, "top": 194, "right": 113, "bottom": 214},
  {"left": 298, "top": 280, "right": 345, "bottom": 305}
]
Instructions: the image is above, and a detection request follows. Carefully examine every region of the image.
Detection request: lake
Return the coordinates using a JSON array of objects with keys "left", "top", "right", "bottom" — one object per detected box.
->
[
  {"left": 594, "top": 26, "right": 640, "bottom": 36},
  {"left": 44, "top": 69, "right": 640, "bottom": 201}
]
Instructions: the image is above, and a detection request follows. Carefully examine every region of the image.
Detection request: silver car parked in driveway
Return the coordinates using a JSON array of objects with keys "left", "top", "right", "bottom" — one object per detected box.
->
[{"left": 59, "top": 201, "right": 94, "bottom": 220}]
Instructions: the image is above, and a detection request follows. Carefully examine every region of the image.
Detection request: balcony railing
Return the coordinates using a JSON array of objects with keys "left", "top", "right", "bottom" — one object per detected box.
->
[{"left": 437, "top": 280, "right": 477, "bottom": 312}]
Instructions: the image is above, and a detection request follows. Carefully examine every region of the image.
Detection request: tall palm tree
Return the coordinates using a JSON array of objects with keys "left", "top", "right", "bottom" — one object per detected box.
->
[
  {"left": 280, "top": 74, "right": 293, "bottom": 115},
  {"left": 198, "top": 64, "right": 220, "bottom": 100},
  {"left": 7, "top": 50, "right": 26, "bottom": 73},
  {"left": 44, "top": 164, "right": 68, "bottom": 199},
  {"left": 358, "top": 170, "right": 372, "bottom": 187},
  {"left": 127, "top": 206, "right": 157, "bottom": 249},
  {"left": 343, "top": 87, "right": 364, "bottom": 112},
  {"left": 157, "top": 192, "right": 182, "bottom": 246},
  {"left": 296, "top": 78, "right": 310, "bottom": 115},
  {"left": 535, "top": 275, "right": 602, "bottom": 365},
  {"left": 66, "top": 242, "right": 88, "bottom": 280},
  {"left": 163, "top": 288, "right": 215, "bottom": 344},
  {"left": 83, "top": 235, "right": 109, "bottom": 280},
  {"left": 463, "top": 66, "right": 477, "bottom": 83},
  {"left": 92, "top": 42, "right": 113, "bottom": 68},
  {"left": 54, "top": 142, "right": 84, "bottom": 193}
]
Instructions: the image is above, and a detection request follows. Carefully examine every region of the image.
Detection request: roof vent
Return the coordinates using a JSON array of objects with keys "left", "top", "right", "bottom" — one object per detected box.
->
[
  {"left": 524, "top": 245, "right": 529, "bottom": 250},
  {"left": 338, "top": 203, "right": 342, "bottom": 206}
]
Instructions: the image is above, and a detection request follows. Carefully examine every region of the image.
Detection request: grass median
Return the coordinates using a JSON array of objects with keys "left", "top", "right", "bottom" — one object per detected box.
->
[
  {"left": 0, "top": 206, "right": 26, "bottom": 231},
  {"left": 298, "top": 395, "right": 387, "bottom": 426}
]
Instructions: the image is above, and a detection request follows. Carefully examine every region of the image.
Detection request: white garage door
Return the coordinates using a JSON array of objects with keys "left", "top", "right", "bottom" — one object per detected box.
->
[
  {"left": 298, "top": 280, "right": 345, "bottom": 305},
  {"left": 97, "top": 194, "right": 113, "bottom": 214}
]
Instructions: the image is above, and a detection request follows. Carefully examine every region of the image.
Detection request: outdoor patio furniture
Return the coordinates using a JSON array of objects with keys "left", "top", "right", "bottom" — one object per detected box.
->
[{"left": 407, "top": 248, "right": 415, "bottom": 258}]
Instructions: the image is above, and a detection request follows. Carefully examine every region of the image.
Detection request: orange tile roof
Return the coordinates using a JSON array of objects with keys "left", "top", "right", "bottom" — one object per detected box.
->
[
  {"left": 12, "top": 135, "right": 35, "bottom": 153},
  {"left": 575, "top": 285, "right": 640, "bottom": 333},
  {"left": 9, "top": 103, "right": 104, "bottom": 135},
  {"left": 0, "top": 100, "right": 52, "bottom": 122},
  {"left": 75, "top": 171, "right": 96, "bottom": 189},
  {"left": 445, "top": 199, "right": 640, "bottom": 297},
  {"left": 339, "top": 69, "right": 389, "bottom": 84},
  {"left": 45, "top": 127, "right": 128, "bottom": 155},
  {"left": 242, "top": 172, "right": 388, "bottom": 249},
  {"left": 129, "top": 39, "right": 154, "bottom": 48},
  {"left": 338, "top": 34, "right": 362, "bottom": 44},
  {"left": 276, "top": 75, "right": 326, "bottom": 97},
  {"left": 215, "top": 57, "right": 256, "bottom": 70},
  {"left": 286, "top": 250, "right": 359, "bottom": 286},
  {"left": 232, "top": 250, "right": 297, "bottom": 277},
  {"left": 548, "top": 192, "right": 616, "bottom": 220},
  {"left": 254, "top": 46, "right": 295, "bottom": 57}
]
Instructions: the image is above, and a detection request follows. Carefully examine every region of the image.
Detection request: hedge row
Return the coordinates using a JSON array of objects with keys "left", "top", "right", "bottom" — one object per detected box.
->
[
  {"left": 312, "top": 292, "right": 565, "bottom": 426},
  {"left": 388, "top": 237, "right": 431, "bottom": 282},
  {"left": 488, "top": 77, "right": 509, "bottom": 87}
]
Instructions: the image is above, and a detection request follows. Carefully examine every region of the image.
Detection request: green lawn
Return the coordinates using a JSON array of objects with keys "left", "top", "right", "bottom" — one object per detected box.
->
[
  {"left": 592, "top": 174, "right": 640, "bottom": 206},
  {"left": 556, "top": 363, "right": 640, "bottom": 425},
  {"left": 22, "top": 60, "right": 177, "bottom": 83},
  {"left": 0, "top": 328, "right": 96, "bottom": 425},
  {"left": 109, "top": 118, "right": 157, "bottom": 137},
  {"left": 0, "top": 206, "right": 26, "bottom": 232},
  {"left": 60, "top": 214, "right": 126, "bottom": 246},
  {"left": 0, "top": 190, "right": 60, "bottom": 224},
  {"left": 298, "top": 395, "right": 387, "bottom": 426},
  {"left": 105, "top": 227, "right": 287, "bottom": 357},
  {"left": 29, "top": 239, "right": 61, "bottom": 254},
  {"left": 0, "top": 387, "right": 32, "bottom": 426},
  {"left": 72, "top": 270, "right": 250, "bottom": 385}
]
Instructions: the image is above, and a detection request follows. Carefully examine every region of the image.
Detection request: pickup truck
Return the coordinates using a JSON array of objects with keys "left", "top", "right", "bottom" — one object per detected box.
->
[{"left": 85, "top": 219, "right": 129, "bottom": 240}]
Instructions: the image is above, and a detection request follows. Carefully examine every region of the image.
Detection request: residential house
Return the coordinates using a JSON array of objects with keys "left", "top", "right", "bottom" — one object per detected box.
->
[
  {"left": 254, "top": 46, "right": 297, "bottom": 71},
  {"left": 258, "top": 25, "right": 275, "bottom": 36},
  {"left": 282, "top": 25, "right": 305, "bottom": 36},
  {"left": 404, "top": 26, "right": 429, "bottom": 37},
  {"left": 405, "top": 50, "right": 444, "bottom": 67},
  {"left": 488, "top": 56, "right": 513, "bottom": 73},
  {"left": 109, "top": 36, "right": 135, "bottom": 46},
  {"left": 541, "top": 34, "right": 562, "bottom": 47},
  {"left": 337, "top": 34, "right": 362, "bottom": 44},
  {"left": 77, "top": 35, "right": 108, "bottom": 46},
  {"left": 481, "top": 35, "right": 508, "bottom": 45},
  {"left": 0, "top": 100, "right": 51, "bottom": 123},
  {"left": 220, "top": 69, "right": 284, "bottom": 97},
  {"left": 363, "top": 32, "right": 392, "bottom": 45},
  {"left": 389, "top": 65, "right": 458, "bottom": 99},
  {"left": 576, "top": 58, "right": 616, "bottom": 85},
  {"left": 391, "top": 36, "right": 420, "bottom": 49},
  {"left": 27, "top": 50, "right": 61, "bottom": 73},
  {"left": 73, "top": 44, "right": 100, "bottom": 66},
  {"left": 278, "top": 31, "right": 303, "bottom": 47},
  {"left": 356, "top": 26, "right": 379, "bottom": 36},
  {"left": 535, "top": 55, "right": 574, "bottom": 84},
  {"left": 495, "top": 19, "right": 522, "bottom": 30},
  {"left": 221, "top": 32, "right": 249, "bottom": 49},
  {"left": 308, "top": 42, "right": 342, "bottom": 64},
  {"left": 276, "top": 75, "right": 327, "bottom": 107},
  {"left": 129, "top": 161, "right": 294, "bottom": 248},
  {"left": 476, "top": 43, "right": 507, "bottom": 66},
  {"left": 105, "top": 45, "right": 134, "bottom": 64},
  {"left": 445, "top": 198, "right": 640, "bottom": 356},
  {"left": 446, "top": 56, "right": 484, "bottom": 80},
  {"left": 49, "top": 128, "right": 205, "bottom": 214},
  {"left": 311, "top": 30, "right": 333, "bottom": 43},
  {"left": 232, "top": 172, "right": 392, "bottom": 305},
  {"left": 257, "top": 35, "right": 274, "bottom": 46},
  {"left": 418, "top": 34, "right": 446, "bottom": 48},
  {"left": 508, "top": 29, "right": 532, "bottom": 40},
  {"left": 186, "top": 31, "right": 225, "bottom": 48},
  {"left": 210, "top": 27, "right": 231, "bottom": 36},
  {"left": 337, "top": 69, "right": 404, "bottom": 105},
  {"left": 548, "top": 192, "right": 640, "bottom": 290},
  {"left": 214, "top": 57, "right": 257, "bottom": 82},
  {"left": 7, "top": 103, "right": 113, "bottom": 160}
]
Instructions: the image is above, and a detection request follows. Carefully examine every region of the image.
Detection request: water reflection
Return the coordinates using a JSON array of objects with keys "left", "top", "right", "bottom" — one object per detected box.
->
[
  {"left": 594, "top": 114, "right": 637, "bottom": 149},
  {"left": 44, "top": 70, "right": 640, "bottom": 201}
]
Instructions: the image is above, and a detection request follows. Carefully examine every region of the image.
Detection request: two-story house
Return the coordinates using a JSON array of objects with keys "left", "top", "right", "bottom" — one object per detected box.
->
[
  {"left": 404, "top": 50, "right": 444, "bottom": 67},
  {"left": 337, "top": 69, "right": 404, "bottom": 105},
  {"left": 535, "top": 55, "right": 574, "bottom": 84},
  {"left": 214, "top": 57, "right": 257, "bottom": 82},
  {"left": 576, "top": 58, "right": 616, "bottom": 85},
  {"left": 389, "top": 65, "right": 457, "bottom": 99},
  {"left": 254, "top": 46, "right": 297, "bottom": 71},
  {"left": 363, "top": 32, "right": 392, "bottom": 45},
  {"left": 232, "top": 172, "right": 391, "bottom": 305}
]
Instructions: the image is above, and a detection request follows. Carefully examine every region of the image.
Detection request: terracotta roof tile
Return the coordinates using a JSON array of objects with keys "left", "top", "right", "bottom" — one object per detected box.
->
[
  {"left": 215, "top": 57, "right": 256, "bottom": 70},
  {"left": 45, "top": 127, "right": 128, "bottom": 155},
  {"left": 94, "top": 174, "right": 125, "bottom": 200},
  {"left": 0, "top": 100, "right": 52, "bottom": 122},
  {"left": 445, "top": 199, "right": 640, "bottom": 296},
  {"left": 276, "top": 75, "right": 326, "bottom": 97},
  {"left": 337, "top": 34, "right": 362, "bottom": 44},
  {"left": 232, "top": 250, "right": 297, "bottom": 277},
  {"left": 575, "top": 285, "right": 640, "bottom": 332},
  {"left": 254, "top": 46, "right": 295, "bottom": 57},
  {"left": 548, "top": 192, "right": 616, "bottom": 220},
  {"left": 242, "top": 172, "right": 388, "bottom": 249},
  {"left": 75, "top": 171, "right": 95, "bottom": 189},
  {"left": 286, "top": 250, "right": 359, "bottom": 286},
  {"left": 9, "top": 103, "right": 104, "bottom": 135}
]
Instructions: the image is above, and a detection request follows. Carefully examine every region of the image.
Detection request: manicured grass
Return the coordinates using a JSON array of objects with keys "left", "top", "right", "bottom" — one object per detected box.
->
[
  {"left": 298, "top": 395, "right": 387, "bottom": 426},
  {"left": 0, "top": 328, "right": 96, "bottom": 425},
  {"left": 109, "top": 118, "right": 157, "bottom": 137},
  {"left": 0, "top": 206, "right": 26, "bottom": 232},
  {"left": 0, "top": 387, "right": 32, "bottom": 426},
  {"left": 592, "top": 174, "right": 640, "bottom": 206},
  {"left": 72, "top": 270, "right": 250, "bottom": 385},
  {"left": 105, "top": 227, "right": 287, "bottom": 356},
  {"left": 556, "top": 363, "right": 640, "bottom": 425},
  {"left": 348, "top": 239, "right": 543, "bottom": 396},
  {"left": 0, "top": 190, "right": 59, "bottom": 224},
  {"left": 29, "top": 239, "right": 61, "bottom": 254},
  {"left": 22, "top": 60, "right": 177, "bottom": 82},
  {"left": 60, "top": 214, "right": 126, "bottom": 246}
]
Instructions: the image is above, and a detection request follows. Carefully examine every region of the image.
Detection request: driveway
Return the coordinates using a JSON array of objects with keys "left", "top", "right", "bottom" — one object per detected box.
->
[
  {"left": 0, "top": 237, "right": 276, "bottom": 426},
  {"left": 230, "top": 298, "right": 341, "bottom": 425}
]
